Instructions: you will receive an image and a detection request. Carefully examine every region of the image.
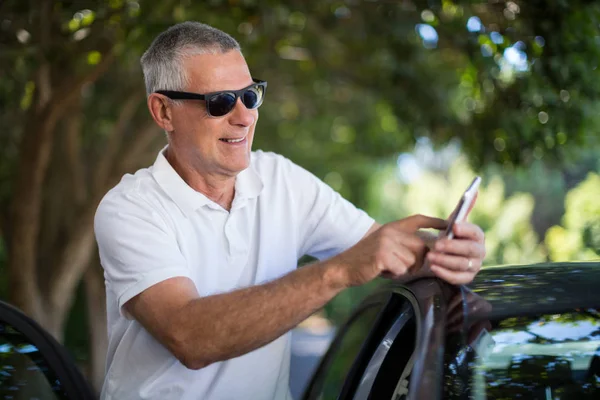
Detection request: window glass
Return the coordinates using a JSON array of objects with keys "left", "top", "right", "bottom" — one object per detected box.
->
[
  {"left": 353, "top": 303, "right": 416, "bottom": 400},
  {"left": 0, "top": 321, "right": 66, "bottom": 399},
  {"left": 315, "top": 302, "right": 385, "bottom": 400},
  {"left": 444, "top": 308, "right": 600, "bottom": 399}
]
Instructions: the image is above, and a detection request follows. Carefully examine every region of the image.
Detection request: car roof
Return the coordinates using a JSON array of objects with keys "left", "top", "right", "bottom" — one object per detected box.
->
[{"left": 467, "top": 261, "right": 600, "bottom": 319}]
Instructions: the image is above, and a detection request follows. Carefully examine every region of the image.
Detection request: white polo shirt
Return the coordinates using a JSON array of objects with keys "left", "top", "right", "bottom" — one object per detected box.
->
[{"left": 94, "top": 148, "right": 374, "bottom": 400}]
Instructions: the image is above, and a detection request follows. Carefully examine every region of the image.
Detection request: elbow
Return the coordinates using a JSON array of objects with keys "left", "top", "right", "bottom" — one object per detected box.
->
[
  {"left": 168, "top": 331, "right": 212, "bottom": 370},
  {"left": 177, "top": 352, "right": 209, "bottom": 370}
]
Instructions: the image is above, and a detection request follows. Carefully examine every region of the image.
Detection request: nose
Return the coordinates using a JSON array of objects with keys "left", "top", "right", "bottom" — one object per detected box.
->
[{"left": 228, "top": 98, "right": 256, "bottom": 127}]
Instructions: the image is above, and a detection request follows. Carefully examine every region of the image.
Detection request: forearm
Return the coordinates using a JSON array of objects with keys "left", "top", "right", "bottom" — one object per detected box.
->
[{"left": 173, "top": 259, "right": 347, "bottom": 369}]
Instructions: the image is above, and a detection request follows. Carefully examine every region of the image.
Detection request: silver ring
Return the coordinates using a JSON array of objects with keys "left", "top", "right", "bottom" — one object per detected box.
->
[{"left": 467, "top": 258, "right": 473, "bottom": 271}]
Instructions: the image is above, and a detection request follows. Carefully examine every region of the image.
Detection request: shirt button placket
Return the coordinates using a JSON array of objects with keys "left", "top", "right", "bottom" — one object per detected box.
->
[{"left": 224, "top": 216, "right": 234, "bottom": 258}]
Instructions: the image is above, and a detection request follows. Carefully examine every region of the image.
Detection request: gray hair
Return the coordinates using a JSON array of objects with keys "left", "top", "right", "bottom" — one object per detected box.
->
[{"left": 140, "top": 21, "right": 241, "bottom": 96}]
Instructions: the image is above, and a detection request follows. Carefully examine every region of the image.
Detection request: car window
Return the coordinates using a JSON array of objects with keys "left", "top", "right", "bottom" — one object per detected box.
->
[
  {"left": 443, "top": 308, "right": 600, "bottom": 399},
  {"left": 0, "top": 321, "right": 65, "bottom": 399},
  {"left": 0, "top": 301, "right": 95, "bottom": 400},
  {"left": 352, "top": 301, "right": 416, "bottom": 400},
  {"left": 311, "top": 302, "right": 385, "bottom": 400},
  {"left": 303, "top": 290, "right": 421, "bottom": 400}
]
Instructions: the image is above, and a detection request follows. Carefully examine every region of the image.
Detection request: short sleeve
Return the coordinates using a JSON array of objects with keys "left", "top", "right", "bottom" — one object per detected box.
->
[
  {"left": 94, "top": 190, "right": 191, "bottom": 319},
  {"left": 287, "top": 159, "right": 375, "bottom": 260}
]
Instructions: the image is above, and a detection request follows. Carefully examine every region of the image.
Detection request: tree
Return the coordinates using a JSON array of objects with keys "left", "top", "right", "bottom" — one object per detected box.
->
[
  {"left": 366, "top": 156, "right": 547, "bottom": 266},
  {"left": 1, "top": 0, "right": 600, "bottom": 390},
  {"left": 545, "top": 172, "right": 600, "bottom": 261},
  {"left": 0, "top": 0, "right": 175, "bottom": 388}
]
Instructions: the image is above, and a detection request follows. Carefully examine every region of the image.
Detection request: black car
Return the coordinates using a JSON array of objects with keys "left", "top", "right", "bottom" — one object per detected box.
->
[
  {"left": 1, "top": 262, "right": 599, "bottom": 399},
  {"left": 303, "top": 262, "right": 600, "bottom": 400},
  {"left": 0, "top": 300, "right": 95, "bottom": 399}
]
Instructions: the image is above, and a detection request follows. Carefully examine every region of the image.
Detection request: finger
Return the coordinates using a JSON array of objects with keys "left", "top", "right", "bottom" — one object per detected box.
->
[
  {"left": 427, "top": 252, "right": 480, "bottom": 272},
  {"left": 452, "top": 222, "right": 485, "bottom": 243},
  {"left": 430, "top": 265, "right": 476, "bottom": 285},
  {"left": 389, "top": 231, "right": 425, "bottom": 251},
  {"left": 401, "top": 236, "right": 429, "bottom": 257},
  {"left": 402, "top": 236, "right": 430, "bottom": 268},
  {"left": 415, "top": 230, "right": 438, "bottom": 249},
  {"left": 434, "top": 239, "right": 485, "bottom": 259},
  {"left": 391, "top": 246, "right": 417, "bottom": 270},
  {"left": 393, "top": 214, "right": 448, "bottom": 233},
  {"left": 382, "top": 231, "right": 428, "bottom": 262},
  {"left": 377, "top": 248, "right": 414, "bottom": 279}
]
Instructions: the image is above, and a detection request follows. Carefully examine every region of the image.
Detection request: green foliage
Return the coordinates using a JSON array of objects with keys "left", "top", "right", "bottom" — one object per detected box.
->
[
  {"left": 368, "top": 157, "right": 546, "bottom": 266},
  {"left": 63, "top": 282, "right": 91, "bottom": 366},
  {"left": 1, "top": 0, "right": 600, "bottom": 376},
  {"left": 1, "top": 0, "right": 599, "bottom": 208},
  {"left": 545, "top": 173, "right": 600, "bottom": 261},
  {"left": 324, "top": 154, "right": 553, "bottom": 324}
]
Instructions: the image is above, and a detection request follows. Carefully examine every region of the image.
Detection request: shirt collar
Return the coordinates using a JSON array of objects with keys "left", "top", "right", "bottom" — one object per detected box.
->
[{"left": 151, "top": 146, "right": 263, "bottom": 217}]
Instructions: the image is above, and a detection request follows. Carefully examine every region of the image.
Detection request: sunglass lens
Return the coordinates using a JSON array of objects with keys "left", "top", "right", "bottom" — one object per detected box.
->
[
  {"left": 208, "top": 93, "right": 236, "bottom": 117},
  {"left": 243, "top": 86, "right": 263, "bottom": 109}
]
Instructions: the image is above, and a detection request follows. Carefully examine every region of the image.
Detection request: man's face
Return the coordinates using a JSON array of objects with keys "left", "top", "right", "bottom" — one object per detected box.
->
[{"left": 168, "top": 50, "right": 258, "bottom": 177}]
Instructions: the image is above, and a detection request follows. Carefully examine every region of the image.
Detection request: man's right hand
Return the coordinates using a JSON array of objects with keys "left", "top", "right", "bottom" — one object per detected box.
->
[{"left": 330, "top": 215, "right": 448, "bottom": 287}]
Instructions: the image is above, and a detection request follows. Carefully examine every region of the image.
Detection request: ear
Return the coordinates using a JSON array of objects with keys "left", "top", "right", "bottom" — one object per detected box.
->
[{"left": 147, "top": 93, "right": 175, "bottom": 132}]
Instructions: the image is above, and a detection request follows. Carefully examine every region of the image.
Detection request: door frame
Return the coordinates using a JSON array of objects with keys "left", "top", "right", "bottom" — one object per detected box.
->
[{"left": 0, "top": 300, "right": 96, "bottom": 399}]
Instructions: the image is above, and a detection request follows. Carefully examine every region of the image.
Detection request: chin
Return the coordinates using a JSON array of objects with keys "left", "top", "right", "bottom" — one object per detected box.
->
[
  {"left": 225, "top": 159, "right": 251, "bottom": 175},
  {"left": 235, "top": 161, "right": 251, "bottom": 173}
]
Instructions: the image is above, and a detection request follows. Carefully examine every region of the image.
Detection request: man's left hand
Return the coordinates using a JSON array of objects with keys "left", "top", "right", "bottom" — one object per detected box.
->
[{"left": 424, "top": 221, "right": 486, "bottom": 285}]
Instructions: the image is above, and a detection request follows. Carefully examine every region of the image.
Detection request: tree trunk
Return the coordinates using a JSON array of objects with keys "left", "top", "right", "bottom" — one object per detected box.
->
[
  {"left": 46, "top": 220, "right": 97, "bottom": 341},
  {"left": 8, "top": 112, "right": 57, "bottom": 322},
  {"left": 8, "top": 50, "right": 115, "bottom": 328}
]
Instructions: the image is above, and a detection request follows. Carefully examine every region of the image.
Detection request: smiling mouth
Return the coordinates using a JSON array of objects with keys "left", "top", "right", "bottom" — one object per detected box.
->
[{"left": 219, "top": 137, "right": 246, "bottom": 143}]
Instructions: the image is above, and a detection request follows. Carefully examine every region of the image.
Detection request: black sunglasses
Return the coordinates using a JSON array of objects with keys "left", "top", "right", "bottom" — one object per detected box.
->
[{"left": 156, "top": 79, "right": 267, "bottom": 117}]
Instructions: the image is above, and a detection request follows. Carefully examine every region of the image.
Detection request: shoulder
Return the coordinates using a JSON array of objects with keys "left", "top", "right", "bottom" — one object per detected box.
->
[
  {"left": 95, "top": 166, "right": 170, "bottom": 232},
  {"left": 250, "top": 150, "right": 314, "bottom": 183},
  {"left": 251, "top": 150, "right": 293, "bottom": 172}
]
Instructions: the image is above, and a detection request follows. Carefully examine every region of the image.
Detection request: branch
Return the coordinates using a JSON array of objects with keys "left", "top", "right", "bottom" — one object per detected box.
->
[
  {"left": 48, "top": 49, "right": 116, "bottom": 125},
  {"left": 47, "top": 203, "right": 97, "bottom": 334},
  {"left": 63, "top": 102, "right": 87, "bottom": 205},
  {"left": 47, "top": 120, "right": 159, "bottom": 326},
  {"left": 7, "top": 46, "right": 115, "bottom": 319},
  {"left": 7, "top": 114, "right": 54, "bottom": 318},
  {"left": 92, "top": 92, "right": 144, "bottom": 190},
  {"left": 112, "top": 121, "right": 163, "bottom": 177}
]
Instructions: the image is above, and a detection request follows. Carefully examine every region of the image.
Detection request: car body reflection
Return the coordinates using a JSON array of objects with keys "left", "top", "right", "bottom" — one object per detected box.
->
[
  {"left": 444, "top": 263, "right": 600, "bottom": 399},
  {"left": 303, "top": 262, "right": 600, "bottom": 400}
]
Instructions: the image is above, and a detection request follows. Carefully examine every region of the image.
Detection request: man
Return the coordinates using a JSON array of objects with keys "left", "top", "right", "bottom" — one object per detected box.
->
[{"left": 94, "top": 21, "right": 486, "bottom": 400}]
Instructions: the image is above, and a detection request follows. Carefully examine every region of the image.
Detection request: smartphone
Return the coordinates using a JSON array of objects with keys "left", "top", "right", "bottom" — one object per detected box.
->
[{"left": 442, "top": 176, "right": 481, "bottom": 240}]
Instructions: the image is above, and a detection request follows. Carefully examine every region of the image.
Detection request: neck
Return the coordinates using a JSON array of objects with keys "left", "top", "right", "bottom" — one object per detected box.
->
[{"left": 165, "top": 149, "right": 236, "bottom": 211}]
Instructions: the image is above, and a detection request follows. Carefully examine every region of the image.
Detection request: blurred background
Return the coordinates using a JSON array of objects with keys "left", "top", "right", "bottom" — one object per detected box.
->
[{"left": 1, "top": 0, "right": 599, "bottom": 395}]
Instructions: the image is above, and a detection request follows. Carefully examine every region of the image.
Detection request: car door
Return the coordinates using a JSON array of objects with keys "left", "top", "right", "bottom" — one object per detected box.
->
[
  {"left": 302, "top": 279, "right": 444, "bottom": 400},
  {"left": 0, "top": 300, "right": 96, "bottom": 399},
  {"left": 442, "top": 303, "right": 600, "bottom": 399}
]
